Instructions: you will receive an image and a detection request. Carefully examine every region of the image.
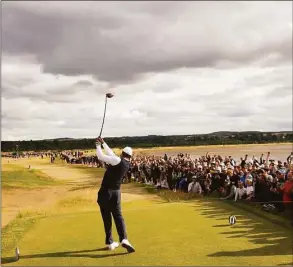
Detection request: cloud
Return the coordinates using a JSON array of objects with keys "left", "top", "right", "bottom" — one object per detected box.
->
[
  {"left": 1, "top": 2, "right": 292, "bottom": 141},
  {"left": 2, "top": 55, "right": 110, "bottom": 103},
  {"left": 2, "top": 56, "right": 291, "bottom": 140},
  {"left": 2, "top": 1, "right": 292, "bottom": 83}
]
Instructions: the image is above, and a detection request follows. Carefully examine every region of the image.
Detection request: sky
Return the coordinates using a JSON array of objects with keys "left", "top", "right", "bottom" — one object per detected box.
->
[{"left": 2, "top": 1, "right": 292, "bottom": 141}]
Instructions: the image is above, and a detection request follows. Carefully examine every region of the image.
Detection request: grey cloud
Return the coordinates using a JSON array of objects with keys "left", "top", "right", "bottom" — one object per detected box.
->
[
  {"left": 2, "top": 73, "right": 107, "bottom": 103},
  {"left": 44, "top": 82, "right": 102, "bottom": 96},
  {"left": 265, "top": 116, "right": 292, "bottom": 130},
  {"left": 2, "top": 87, "right": 78, "bottom": 103},
  {"left": 74, "top": 80, "right": 94, "bottom": 87},
  {"left": 215, "top": 107, "right": 262, "bottom": 118},
  {"left": 1, "top": 111, "right": 23, "bottom": 122},
  {"left": 238, "top": 36, "right": 292, "bottom": 66},
  {"left": 268, "top": 86, "right": 292, "bottom": 98},
  {"left": 2, "top": 6, "right": 64, "bottom": 56},
  {"left": 2, "top": 2, "right": 292, "bottom": 83}
]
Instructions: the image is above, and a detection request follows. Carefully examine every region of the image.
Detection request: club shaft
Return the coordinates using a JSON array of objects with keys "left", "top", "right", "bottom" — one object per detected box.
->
[{"left": 99, "top": 96, "right": 108, "bottom": 137}]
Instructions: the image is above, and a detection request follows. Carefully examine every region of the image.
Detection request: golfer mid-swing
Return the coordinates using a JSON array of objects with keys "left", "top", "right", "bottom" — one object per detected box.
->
[{"left": 95, "top": 137, "right": 135, "bottom": 253}]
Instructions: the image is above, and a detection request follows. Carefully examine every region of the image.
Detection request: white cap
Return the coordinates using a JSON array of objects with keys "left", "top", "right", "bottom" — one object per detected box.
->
[{"left": 122, "top": 146, "right": 133, "bottom": 157}]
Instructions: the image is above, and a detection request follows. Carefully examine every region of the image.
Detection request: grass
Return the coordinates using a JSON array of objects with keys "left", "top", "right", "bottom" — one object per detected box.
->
[
  {"left": 141, "top": 186, "right": 292, "bottom": 228},
  {"left": 1, "top": 211, "right": 45, "bottom": 256},
  {"left": 53, "top": 160, "right": 105, "bottom": 191},
  {"left": 1, "top": 157, "right": 292, "bottom": 266},
  {"left": 1, "top": 165, "right": 64, "bottom": 190},
  {"left": 57, "top": 197, "right": 93, "bottom": 208},
  {"left": 1, "top": 198, "right": 292, "bottom": 266}
]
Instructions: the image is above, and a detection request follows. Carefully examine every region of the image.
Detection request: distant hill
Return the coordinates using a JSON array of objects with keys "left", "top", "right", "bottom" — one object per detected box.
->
[
  {"left": 1, "top": 131, "right": 292, "bottom": 152},
  {"left": 44, "top": 138, "right": 74, "bottom": 141}
]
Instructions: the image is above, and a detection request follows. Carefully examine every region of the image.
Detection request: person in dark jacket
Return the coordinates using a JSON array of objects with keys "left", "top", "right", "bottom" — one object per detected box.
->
[{"left": 95, "top": 137, "right": 135, "bottom": 253}]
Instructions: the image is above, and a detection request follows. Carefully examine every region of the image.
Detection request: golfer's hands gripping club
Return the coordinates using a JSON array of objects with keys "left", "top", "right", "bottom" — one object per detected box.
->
[{"left": 95, "top": 137, "right": 104, "bottom": 146}]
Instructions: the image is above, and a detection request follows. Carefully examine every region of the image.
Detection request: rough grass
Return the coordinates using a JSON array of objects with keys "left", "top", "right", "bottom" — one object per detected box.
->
[
  {"left": 1, "top": 165, "right": 64, "bottom": 190},
  {"left": 1, "top": 159, "right": 101, "bottom": 227},
  {"left": 1, "top": 211, "right": 45, "bottom": 255},
  {"left": 56, "top": 196, "right": 94, "bottom": 209}
]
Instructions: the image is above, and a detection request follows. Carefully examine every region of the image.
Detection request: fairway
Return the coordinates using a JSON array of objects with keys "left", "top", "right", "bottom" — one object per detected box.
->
[
  {"left": 2, "top": 200, "right": 292, "bottom": 266},
  {"left": 1, "top": 158, "right": 292, "bottom": 266}
]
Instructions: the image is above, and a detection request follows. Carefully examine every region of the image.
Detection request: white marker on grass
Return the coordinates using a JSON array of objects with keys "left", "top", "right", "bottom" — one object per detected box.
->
[{"left": 229, "top": 215, "right": 237, "bottom": 225}]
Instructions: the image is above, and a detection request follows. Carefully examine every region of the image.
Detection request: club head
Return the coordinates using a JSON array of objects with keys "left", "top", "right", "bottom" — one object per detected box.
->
[{"left": 106, "top": 93, "right": 114, "bottom": 98}]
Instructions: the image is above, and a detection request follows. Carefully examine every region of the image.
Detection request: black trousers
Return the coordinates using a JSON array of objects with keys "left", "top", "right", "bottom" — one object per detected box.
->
[{"left": 97, "top": 188, "right": 127, "bottom": 245}]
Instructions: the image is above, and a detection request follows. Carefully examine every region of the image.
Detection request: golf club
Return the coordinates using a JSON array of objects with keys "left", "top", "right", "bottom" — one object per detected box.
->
[{"left": 99, "top": 93, "right": 114, "bottom": 137}]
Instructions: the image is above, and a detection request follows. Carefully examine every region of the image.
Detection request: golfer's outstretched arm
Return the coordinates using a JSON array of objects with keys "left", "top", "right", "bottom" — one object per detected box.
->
[
  {"left": 96, "top": 144, "right": 121, "bottom": 166},
  {"left": 102, "top": 142, "right": 116, "bottom": 157}
]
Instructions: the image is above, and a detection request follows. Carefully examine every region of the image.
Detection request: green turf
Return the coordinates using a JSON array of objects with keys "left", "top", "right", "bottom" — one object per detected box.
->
[
  {"left": 1, "top": 197, "right": 292, "bottom": 266},
  {"left": 1, "top": 165, "right": 64, "bottom": 189},
  {"left": 2, "top": 161, "right": 292, "bottom": 266}
]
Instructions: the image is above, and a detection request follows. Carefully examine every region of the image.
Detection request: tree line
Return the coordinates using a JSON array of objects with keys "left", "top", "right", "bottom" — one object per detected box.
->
[{"left": 1, "top": 131, "right": 292, "bottom": 152}]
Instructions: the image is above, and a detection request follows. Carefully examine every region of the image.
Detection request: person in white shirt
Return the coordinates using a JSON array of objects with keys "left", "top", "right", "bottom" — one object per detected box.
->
[
  {"left": 221, "top": 182, "right": 236, "bottom": 200},
  {"left": 235, "top": 182, "right": 247, "bottom": 201},
  {"left": 245, "top": 179, "right": 254, "bottom": 200},
  {"left": 160, "top": 178, "right": 169, "bottom": 189},
  {"left": 188, "top": 177, "right": 202, "bottom": 194}
]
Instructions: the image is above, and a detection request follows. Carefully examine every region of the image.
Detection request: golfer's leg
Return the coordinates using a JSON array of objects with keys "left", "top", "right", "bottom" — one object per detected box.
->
[
  {"left": 99, "top": 206, "right": 114, "bottom": 245},
  {"left": 97, "top": 190, "right": 113, "bottom": 245},
  {"left": 111, "top": 200, "right": 135, "bottom": 253},
  {"left": 111, "top": 192, "right": 127, "bottom": 242},
  {"left": 112, "top": 206, "right": 127, "bottom": 242}
]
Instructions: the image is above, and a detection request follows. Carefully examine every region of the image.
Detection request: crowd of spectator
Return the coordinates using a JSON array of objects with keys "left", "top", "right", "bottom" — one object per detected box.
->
[
  {"left": 46, "top": 149, "right": 293, "bottom": 220},
  {"left": 59, "top": 151, "right": 105, "bottom": 167},
  {"left": 124, "top": 151, "right": 293, "bottom": 222},
  {"left": 2, "top": 151, "right": 57, "bottom": 159}
]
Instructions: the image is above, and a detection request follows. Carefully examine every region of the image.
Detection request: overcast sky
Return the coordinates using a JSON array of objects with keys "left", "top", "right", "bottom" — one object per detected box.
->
[{"left": 2, "top": 1, "right": 292, "bottom": 141}]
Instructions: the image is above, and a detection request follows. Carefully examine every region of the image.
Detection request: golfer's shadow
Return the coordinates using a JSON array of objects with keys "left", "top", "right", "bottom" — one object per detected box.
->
[{"left": 1, "top": 248, "right": 128, "bottom": 264}]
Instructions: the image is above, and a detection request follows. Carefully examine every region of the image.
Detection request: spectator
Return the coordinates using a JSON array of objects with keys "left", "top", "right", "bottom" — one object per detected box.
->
[
  {"left": 179, "top": 177, "right": 188, "bottom": 192},
  {"left": 188, "top": 177, "right": 202, "bottom": 194},
  {"left": 245, "top": 180, "right": 254, "bottom": 200},
  {"left": 221, "top": 182, "right": 236, "bottom": 200},
  {"left": 287, "top": 152, "right": 293, "bottom": 164},
  {"left": 281, "top": 170, "right": 293, "bottom": 224},
  {"left": 235, "top": 182, "right": 247, "bottom": 201}
]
